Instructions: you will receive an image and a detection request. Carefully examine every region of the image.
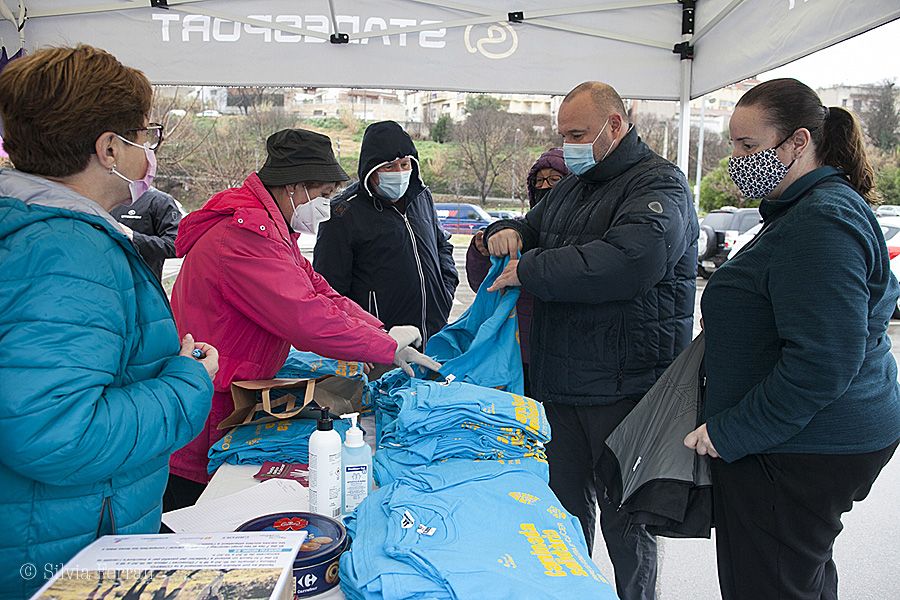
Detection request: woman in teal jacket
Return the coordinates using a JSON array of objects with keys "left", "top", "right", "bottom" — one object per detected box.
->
[
  {"left": 0, "top": 46, "right": 217, "bottom": 599},
  {"left": 685, "top": 78, "right": 899, "bottom": 599}
]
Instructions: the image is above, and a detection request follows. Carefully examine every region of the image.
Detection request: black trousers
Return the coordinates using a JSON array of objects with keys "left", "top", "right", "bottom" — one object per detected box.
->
[
  {"left": 711, "top": 441, "right": 898, "bottom": 600},
  {"left": 544, "top": 399, "right": 658, "bottom": 600},
  {"left": 161, "top": 473, "right": 207, "bottom": 531}
]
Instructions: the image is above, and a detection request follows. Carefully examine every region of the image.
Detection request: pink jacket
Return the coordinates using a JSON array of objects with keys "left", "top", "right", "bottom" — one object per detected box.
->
[{"left": 169, "top": 173, "right": 397, "bottom": 483}]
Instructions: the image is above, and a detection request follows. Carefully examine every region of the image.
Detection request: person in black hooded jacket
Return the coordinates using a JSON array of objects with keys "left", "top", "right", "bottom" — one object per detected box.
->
[{"left": 314, "top": 121, "right": 458, "bottom": 346}]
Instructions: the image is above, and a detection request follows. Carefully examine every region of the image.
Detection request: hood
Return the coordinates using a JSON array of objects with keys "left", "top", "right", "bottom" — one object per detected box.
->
[
  {"left": 526, "top": 147, "right": 569, "bottom": 208},
  {"left": 357, "top": 121, "right": 425, "bottom": 200},
  {"left": 175, "top": 172, "right": 284, "bottom": 256},
  {"left": 0, "top": 168, "right": 124, "bottom": 239}
]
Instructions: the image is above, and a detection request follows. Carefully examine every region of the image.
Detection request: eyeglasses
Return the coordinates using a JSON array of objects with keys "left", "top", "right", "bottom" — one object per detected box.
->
[
  {"left": 534, "top": 174, "right": 563, "bottom": 187},
  {"left": 123, "top": 122, "right": 165, "bottom": 151}
]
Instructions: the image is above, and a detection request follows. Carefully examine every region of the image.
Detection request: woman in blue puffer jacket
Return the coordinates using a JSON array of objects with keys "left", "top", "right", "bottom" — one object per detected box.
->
[{"left": 0, "top": 45, "right": 217, "bottom": 599}]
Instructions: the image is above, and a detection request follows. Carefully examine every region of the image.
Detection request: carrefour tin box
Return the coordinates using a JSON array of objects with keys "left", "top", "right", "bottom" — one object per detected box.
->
[{"left": 237, "top": 512, "right": 348, "bottom": 598}]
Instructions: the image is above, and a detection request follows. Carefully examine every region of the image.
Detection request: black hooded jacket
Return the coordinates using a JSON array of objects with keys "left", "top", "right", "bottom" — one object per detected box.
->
[
  {"left": 485, "top": 127, "right": 698, "bottom": 405},
  {"left": 314, "top": 121, "right": 458, "bottom": 343}
]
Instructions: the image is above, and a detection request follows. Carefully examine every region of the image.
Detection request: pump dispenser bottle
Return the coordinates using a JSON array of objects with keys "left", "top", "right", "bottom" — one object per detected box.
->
[
  {"left": 340, "top": 412, "right": 373, "bottom": 514},
  {"left": 308, "top": 406, "right": 342, "bottom": 518}
]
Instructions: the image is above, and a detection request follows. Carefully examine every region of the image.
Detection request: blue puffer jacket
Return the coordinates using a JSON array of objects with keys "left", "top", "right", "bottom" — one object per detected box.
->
[{"left": 0, "top": 169, "right": 213, "bottom": 599}]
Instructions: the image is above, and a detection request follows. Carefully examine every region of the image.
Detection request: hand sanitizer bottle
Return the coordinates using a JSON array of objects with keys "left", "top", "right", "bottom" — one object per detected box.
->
[
  {"left": 340, "top": 412, "right": 373, "bottom": 514},
  {"left": 308, "top": 406, "right": 342, "bottom": 519}
]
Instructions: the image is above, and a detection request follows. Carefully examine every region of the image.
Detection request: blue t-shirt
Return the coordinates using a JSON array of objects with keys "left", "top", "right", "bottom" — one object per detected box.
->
[
  {"left": 373, "top": 379, "right": 550, "bottom": 485},
  {"left": 207, "top": 417, "right": 354, "bottom": 474},
  {"left": 387, "top": 380, "right": 550, "bottom": 441},
  {"left": 342, "top": 460, "right": 616, "bottom": 599}
]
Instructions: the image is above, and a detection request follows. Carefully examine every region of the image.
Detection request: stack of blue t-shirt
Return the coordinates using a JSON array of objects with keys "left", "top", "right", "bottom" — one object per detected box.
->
[
  {"left": 341, "top": 460, "right": 618, "bottom": 600},
  {"left": 374, "top": 379, "right": 551, "bottom": 486},
  {"left": 207, "top": 417, "right": 354, "bottom": 474},
  {"left": 276, "top": 348, "right": 372, "bottom": 408}
]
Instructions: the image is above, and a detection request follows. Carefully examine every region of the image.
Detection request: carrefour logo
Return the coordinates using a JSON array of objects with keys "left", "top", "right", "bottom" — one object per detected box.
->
[{"left": 298, "top": 573, "right": 318, "bottom": 590}]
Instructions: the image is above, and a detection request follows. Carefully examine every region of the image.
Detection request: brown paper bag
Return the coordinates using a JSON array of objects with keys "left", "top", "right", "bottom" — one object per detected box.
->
[{"left": 217, "top": 378, "right": 317, "bottom": 430}]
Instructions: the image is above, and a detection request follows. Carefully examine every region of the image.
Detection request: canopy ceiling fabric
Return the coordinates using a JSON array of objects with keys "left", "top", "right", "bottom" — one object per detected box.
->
[{"left": 0, "top": 0, "right": 897, "bottom": 101}]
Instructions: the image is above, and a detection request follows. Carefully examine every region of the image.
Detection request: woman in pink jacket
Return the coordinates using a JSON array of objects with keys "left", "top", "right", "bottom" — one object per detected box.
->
[{"left": 166, "top": 129, "right": 438, "bottom": 509}]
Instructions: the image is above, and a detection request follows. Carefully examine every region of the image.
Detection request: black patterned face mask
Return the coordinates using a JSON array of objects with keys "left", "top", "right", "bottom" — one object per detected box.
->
[{"left": 728, "top": 132, "right": 796, "bottom": 199}]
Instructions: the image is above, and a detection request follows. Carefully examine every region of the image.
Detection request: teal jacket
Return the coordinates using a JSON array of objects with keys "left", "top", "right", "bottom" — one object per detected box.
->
[
  {"left": 703, "top": 167, "right": 900, "bottom": 462},
  {"left": 0, "top": 169, "right": 213, "bottom": 599}
]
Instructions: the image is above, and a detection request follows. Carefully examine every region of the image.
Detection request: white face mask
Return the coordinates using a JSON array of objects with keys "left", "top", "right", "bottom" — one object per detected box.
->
[{"left": 290, "top": 185, "right": 331, "bottom": 235}]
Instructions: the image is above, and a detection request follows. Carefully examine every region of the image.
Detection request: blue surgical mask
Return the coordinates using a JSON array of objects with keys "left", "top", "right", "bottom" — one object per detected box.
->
[
  {"left": 563, "top": 119, "right": 611, "bottom": 176},
  {"left": 376, "top": 169, "right": 411, "bottom": 200}
]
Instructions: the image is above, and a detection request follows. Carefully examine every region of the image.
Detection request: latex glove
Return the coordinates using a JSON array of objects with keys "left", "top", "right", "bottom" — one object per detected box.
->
[
  {"left": 394, "top": 346, "right": 443, "bottom": 378},
  {"left": 388, "top": 325, "right": 422, "bottom": 350},
  {"left": 487, "top": 228, "right": 522, "bottom": 257}
]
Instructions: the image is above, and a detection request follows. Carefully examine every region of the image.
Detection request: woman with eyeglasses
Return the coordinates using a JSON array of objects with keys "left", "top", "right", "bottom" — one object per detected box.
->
[
  {"left": 465, "top": 147, "right": 569, "bottom": 396},
  {"left": 0, "top": 45, "right": 217, "bottom": 599},
  {"left": 107, "top": 122, "right": 184, "bottom": 283}
]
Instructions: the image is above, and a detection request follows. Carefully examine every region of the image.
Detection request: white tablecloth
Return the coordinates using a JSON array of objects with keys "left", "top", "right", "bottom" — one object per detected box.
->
[{"left": 197, "top": 413, "right": 378, "bottom": 599}]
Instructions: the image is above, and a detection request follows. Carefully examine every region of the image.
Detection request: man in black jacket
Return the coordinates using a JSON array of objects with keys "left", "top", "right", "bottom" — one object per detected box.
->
[
  {"left": 314, "top": 121, "right": 458, "bottom": 346},
  {"left": 486, "top": 82, "right": 698, "bottom": 600},
  {"left": 111, "top": 187, "right": 183, "bottom": 281}
]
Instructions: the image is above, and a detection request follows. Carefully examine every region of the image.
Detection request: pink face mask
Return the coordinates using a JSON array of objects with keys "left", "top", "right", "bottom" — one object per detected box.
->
[{"left": 111, "top": 134, "right": 157, "bottom": 205}]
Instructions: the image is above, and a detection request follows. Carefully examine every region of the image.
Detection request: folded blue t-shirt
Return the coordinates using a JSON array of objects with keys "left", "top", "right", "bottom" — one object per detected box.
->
[
  {"left": 342, "top": 460, "right": 616, "bottom": 600},
  {"left": 207, "top": 417, "right": 354, "bottom": 474}
]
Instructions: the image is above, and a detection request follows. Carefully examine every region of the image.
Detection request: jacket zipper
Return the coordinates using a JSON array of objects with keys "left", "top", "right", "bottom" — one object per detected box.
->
[
  {"left": 368, "top": 290, "right": 380, "bottom": 320},
  {"left": 395, "top": 207, "right": 428, "bottom": 342}
]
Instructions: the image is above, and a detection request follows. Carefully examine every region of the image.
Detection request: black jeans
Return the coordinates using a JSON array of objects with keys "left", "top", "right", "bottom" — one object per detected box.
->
[
  {"left": 711, "top": 440, "right": 898, "bottom": 600},
  {"left": 544, "top": 399, "right": 658, "bottom": 600}
]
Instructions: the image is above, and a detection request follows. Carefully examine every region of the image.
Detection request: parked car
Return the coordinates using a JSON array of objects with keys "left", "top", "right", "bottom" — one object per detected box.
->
[
  {"left": 697, "top": 206, "right": 761, "bottom": 278},
  {"left": 434, "top": 202, "right": 495, "bottom": 234},
  {"left": 876, "top": 205, "right": 900, "bottom": 217},
  {"left": 878, "top": 216, "right": 900, "bottom": 318},
  {"left": 727, "top": 222, "right": 763, "bottom": 259},
  {"left": 488, "top": 209, "right": 521, "bottom": 220}
]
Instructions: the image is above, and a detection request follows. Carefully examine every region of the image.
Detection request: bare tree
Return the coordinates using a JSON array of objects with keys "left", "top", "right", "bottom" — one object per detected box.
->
[
  {"left": 453, "top": 106, "right": 521, "bottom": 203},
  {"left": 151, "top": 86, "right": 299, "bottom": 209}
]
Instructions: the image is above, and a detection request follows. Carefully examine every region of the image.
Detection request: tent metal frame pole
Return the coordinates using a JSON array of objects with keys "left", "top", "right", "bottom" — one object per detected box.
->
[
  {"left": 26, "top": 0, "right": 205, "bottom": 19},
  {"left": 395, "top": 0, "right": 676, "bottom": 49},
  {"left": 677, "top": 56, "right": 692, "bottom": 176},
  {"left": 0, "top": 0, "right": 27, "bottom": 48},
  {"left": 693, "top": 0, "right": 746, "bottom": 42},
  {"left": 675, "top": 0, "right": 695, "bottom": 177},
  {"left": 694, "top": 94, "right": 706, "bottom": 208}
]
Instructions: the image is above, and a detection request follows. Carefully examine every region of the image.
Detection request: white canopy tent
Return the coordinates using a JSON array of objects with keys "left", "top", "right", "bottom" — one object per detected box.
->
[{"left": 1, "top": 0, "right": 898, "bottom": 173}]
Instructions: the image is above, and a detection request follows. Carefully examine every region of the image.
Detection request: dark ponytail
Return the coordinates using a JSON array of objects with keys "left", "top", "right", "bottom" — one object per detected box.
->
[
  {"left": 737, "top": 78, "right": 878, "bottom": 204},
  {"left": 819, "top": 106, "right": 877, "bottom": 203}
]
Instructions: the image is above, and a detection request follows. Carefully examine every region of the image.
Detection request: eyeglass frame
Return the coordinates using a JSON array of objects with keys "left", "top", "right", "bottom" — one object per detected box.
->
[
  {"left": 534, "top": 173, "right": 563, "bottom": 187},
  {"left": 122, "top": 122, "right": 165, "bottom": 151}
]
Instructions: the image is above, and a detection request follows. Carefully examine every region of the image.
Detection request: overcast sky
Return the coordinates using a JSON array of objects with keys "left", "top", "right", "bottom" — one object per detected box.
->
[{"left": 759, "top": 18, "right": 900, "bottom": 88}]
